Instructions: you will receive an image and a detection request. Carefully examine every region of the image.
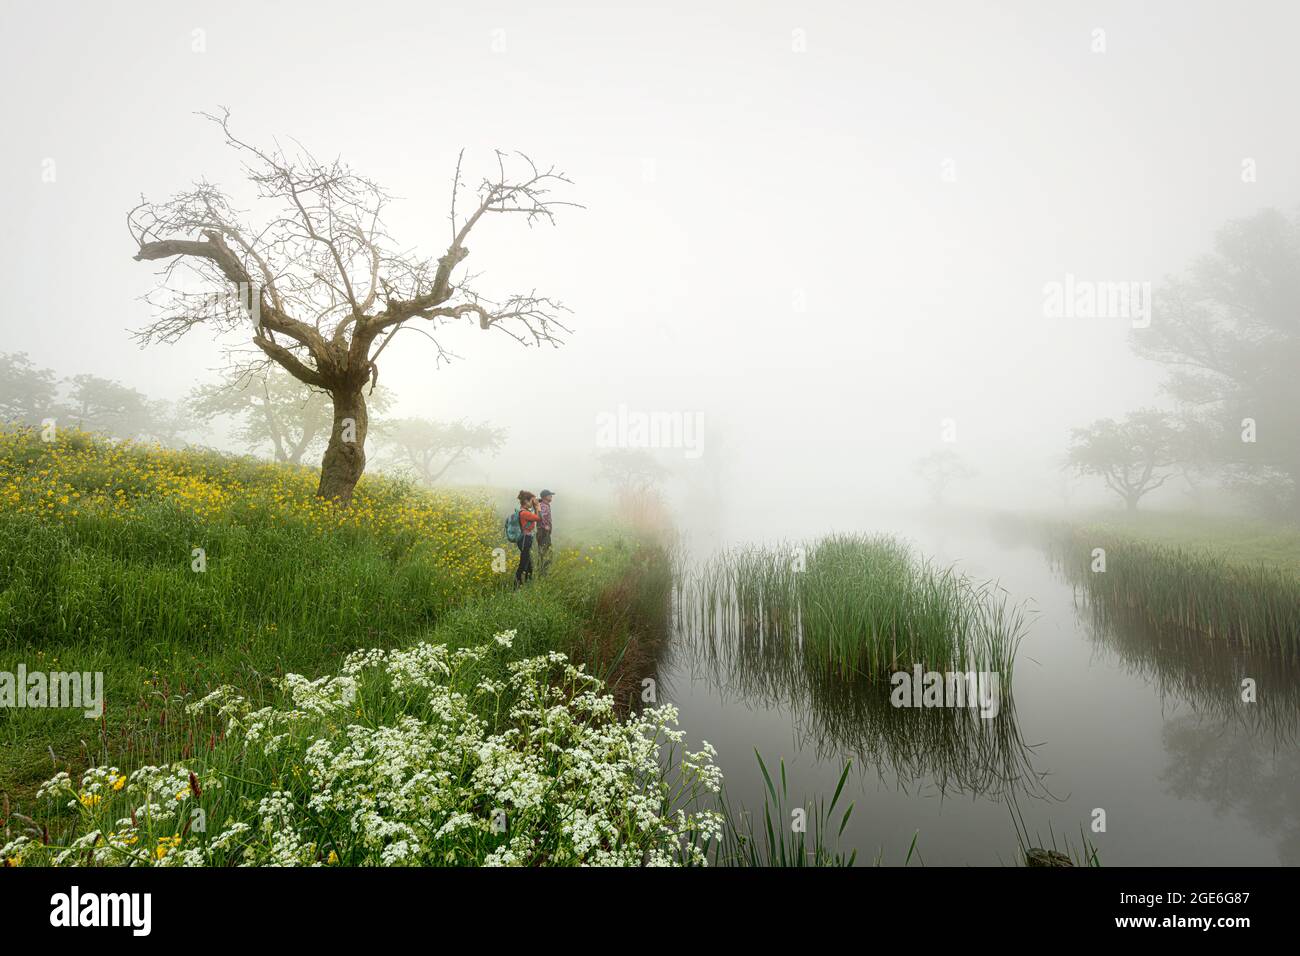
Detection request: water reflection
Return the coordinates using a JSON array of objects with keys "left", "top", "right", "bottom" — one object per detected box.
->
[
  {"left": 1049, "top": 529, "right": 1300, "bottom": 863},
  {"left": 1054, "top": 550, "right": 1300, "bottom": 734},
  {"left": 1162, "top": 714, "right": 1300, "bottom": 865},
  {"left": 667, "top": 586, "right": 1048, "bottom": 801}
]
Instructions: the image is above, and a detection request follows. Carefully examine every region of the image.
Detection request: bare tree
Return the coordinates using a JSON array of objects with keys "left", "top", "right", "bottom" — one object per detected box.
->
[
  {"left": 130, "top": 109, "right": 577, "bottom": 503},
  {"left": 375, "top": 417, "right": 506, "bottom": 485}
]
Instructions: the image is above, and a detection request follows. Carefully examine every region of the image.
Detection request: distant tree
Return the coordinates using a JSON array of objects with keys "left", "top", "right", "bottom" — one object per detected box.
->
[
  {"left": 598, "top": 448, "right": 673, "bottom": 536},
  {"left": 0, "top": 352, "right": 58, "bottom": 426},
  {"left": 1067, "top": 409, "right": 1182, "bottom": 511},
  {"left": 130, "top": 109, "right": 577, "bottom": 503},
  {"left": 65, "top": 374, "right": 180, "bottom": 443},
  {"left": 141, "top": 398, "right": 189, "bottom": 446},
  {"left": 375, "top": 417, "right": 505, "bottom": 485},
  {"left": 190, "top": 369, "right": 390, "bottom": 465},
  {"left": 1163, "top": 413, "right": 1222, "bottom": 507},
  {"left": 1, "top": 355, "right": 184, "bottom": 443},
  {"left": 913, "top": 448, "right": 976, "bottom": 506},
  {"left": 1133, "top": 208, "right": 1300, "bottom": 516},
  {"left": 598, "top": 448, "right": 669, "bottom": 494}
]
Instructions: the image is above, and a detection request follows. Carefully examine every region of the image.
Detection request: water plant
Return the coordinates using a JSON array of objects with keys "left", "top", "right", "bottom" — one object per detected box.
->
[
  {"left": 673, "top": 535, "right": 1041, "bottom": 799},
  {"left": 1052, "top": 524, "right": 1300, "bottom": 663},
  {"left": 718, "top": 752, "right": 857, "bottom": 867},
  {"left": 1008, "top": 800, "right": 1101, "bottom": 868},
  {"left": 681, "top": 534, "right": 1026, "bottom": 682}
]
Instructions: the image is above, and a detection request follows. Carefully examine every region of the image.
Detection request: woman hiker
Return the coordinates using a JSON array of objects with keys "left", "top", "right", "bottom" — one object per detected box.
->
[{"left": 515, "top": 490, "right": 541, "bottom": 588}]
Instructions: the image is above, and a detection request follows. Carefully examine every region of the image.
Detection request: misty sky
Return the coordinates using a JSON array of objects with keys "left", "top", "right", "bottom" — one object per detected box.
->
[{"left": 3, "top": 0, "right": 1298, "bottom": 533}]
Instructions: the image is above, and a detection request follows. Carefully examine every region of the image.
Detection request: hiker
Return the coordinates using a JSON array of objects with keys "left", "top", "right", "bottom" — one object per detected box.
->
[
  {"left": 510, "top": 490, "right": 540, "bottom": 587},
  {"left": 537, "top": 489, "right": 555, "bottom": 574}
]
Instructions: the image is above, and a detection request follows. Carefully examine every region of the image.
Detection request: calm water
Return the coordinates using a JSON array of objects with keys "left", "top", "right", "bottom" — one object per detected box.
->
[{"left": 660, "top": 514, "right": 1300, "bottom": 866}]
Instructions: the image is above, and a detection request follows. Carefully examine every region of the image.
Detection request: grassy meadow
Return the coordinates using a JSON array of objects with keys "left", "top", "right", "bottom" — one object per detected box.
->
[
  {"left": 0, "top": 428, "right": 684, "bottom": 865},
  {"left": 1070, "top": 510, "right": 1300, "bottom": 574}
]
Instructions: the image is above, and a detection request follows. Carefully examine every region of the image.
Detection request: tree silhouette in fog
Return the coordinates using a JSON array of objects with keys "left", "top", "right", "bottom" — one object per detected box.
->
[
  {"left": 1067, "top": 409, "right": 1181, "bottom": 512},
  {"left": 190, "top": 368, "right": 392, "bottom": 465},
  {"left": 130, "top": 109, "right": 577, "bottom": 503},
  {"left": 375, "top": 418, "right": 505, "bottom": 486},
  {"left": 913, "top": 448, "right": 975, "bottom": 507},
  {"left": 1134, "top": 208, "right": 1300, "bottom": 517},
  {"left": 0, "top": 352, "right": 58, "bottom": 426}
]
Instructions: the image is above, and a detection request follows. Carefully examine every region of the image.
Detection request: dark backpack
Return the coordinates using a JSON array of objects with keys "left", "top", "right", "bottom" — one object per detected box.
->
[{"left": 504, "top": 509, "right": 523, "bottom": 544}]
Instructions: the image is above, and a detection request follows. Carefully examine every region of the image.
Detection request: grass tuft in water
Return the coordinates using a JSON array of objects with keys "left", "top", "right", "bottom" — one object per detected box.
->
[
  {"left": 684, "top": 533, "right": 1026, "bottom": 682},
  {"left": 718, "top": 751, "right": 857, "bottom": 867}
]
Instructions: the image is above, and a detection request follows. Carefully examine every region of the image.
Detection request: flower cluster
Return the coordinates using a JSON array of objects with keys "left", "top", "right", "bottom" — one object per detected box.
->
[
  {"left": 2, "top": 632, "right": 723, "bottom": 867},
  {"left": 1, "top": 763, "right": 220, "bottom": 867}
]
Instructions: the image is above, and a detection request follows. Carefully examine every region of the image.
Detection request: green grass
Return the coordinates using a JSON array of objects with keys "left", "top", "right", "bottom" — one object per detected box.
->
[
  {"left": 1070, "top": 509, "right": 1300, "bottom": 574},
  {"left": 1053, "top": 523, "right": 1300, "bottom": 662},
  {"left": 1047, "top": 512, "right": 1300, "bottom": 727},
  {"left": 0, "top": 429, "right": 672, "bottom": 815}
]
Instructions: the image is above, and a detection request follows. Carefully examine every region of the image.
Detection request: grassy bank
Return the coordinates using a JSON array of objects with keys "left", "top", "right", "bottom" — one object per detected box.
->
[
  {"left": 0, "top": 429, "right": 676, "bottom": 838},
  {"left": 1053, "top": 513, "right": 1300, "bottom": 662},
  {"left": 1067, "top": 510, "right": 1300, "bottom": 573}
]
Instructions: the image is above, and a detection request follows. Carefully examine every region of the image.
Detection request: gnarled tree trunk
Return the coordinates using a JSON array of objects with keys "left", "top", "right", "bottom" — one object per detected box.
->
[{"left": 317, "top": 388, "right": 367, "bottom": 503}]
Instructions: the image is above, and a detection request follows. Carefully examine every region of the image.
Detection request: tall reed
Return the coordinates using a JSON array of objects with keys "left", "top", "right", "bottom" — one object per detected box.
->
[
  {"left": 681, "top": 533, "right": 1025, "bottom": 681},
  {"left": 1052, "top": 526, "right": 1300, "bottom": 663},
  {"left": 674, "top": 535, "right": 1040, "bottom": 798},
  {"left": 717, "top": 752, "right": 857, "bottom": 867}
]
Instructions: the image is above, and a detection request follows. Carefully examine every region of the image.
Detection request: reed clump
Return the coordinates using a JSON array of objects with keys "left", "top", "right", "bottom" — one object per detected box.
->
[{"left": 683, "top": 533, "right": 1025, "bottom": 682}]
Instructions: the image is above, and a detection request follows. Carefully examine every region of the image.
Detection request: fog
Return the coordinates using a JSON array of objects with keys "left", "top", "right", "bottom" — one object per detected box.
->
[{"left": 3, "top": 0, "right": 1298, "bottom": 541}]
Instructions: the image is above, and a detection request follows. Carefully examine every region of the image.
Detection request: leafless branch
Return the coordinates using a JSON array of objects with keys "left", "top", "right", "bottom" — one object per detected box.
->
[{"left": 129, "top": 110, "right": 577, "bottom": 403}]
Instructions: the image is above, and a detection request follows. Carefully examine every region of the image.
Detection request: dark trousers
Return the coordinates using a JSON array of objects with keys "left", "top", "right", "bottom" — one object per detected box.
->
[
  {"left": 536, "top": 529, "right": 552, "bottom": 575},
  {"left": 515, "top": 534, "right": 534, "bottom": 586}
]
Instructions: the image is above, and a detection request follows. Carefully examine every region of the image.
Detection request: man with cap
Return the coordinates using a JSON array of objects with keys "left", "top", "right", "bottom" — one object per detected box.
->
[{"left": 537, "top": 490, "right": 555, "bottom": 575}]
